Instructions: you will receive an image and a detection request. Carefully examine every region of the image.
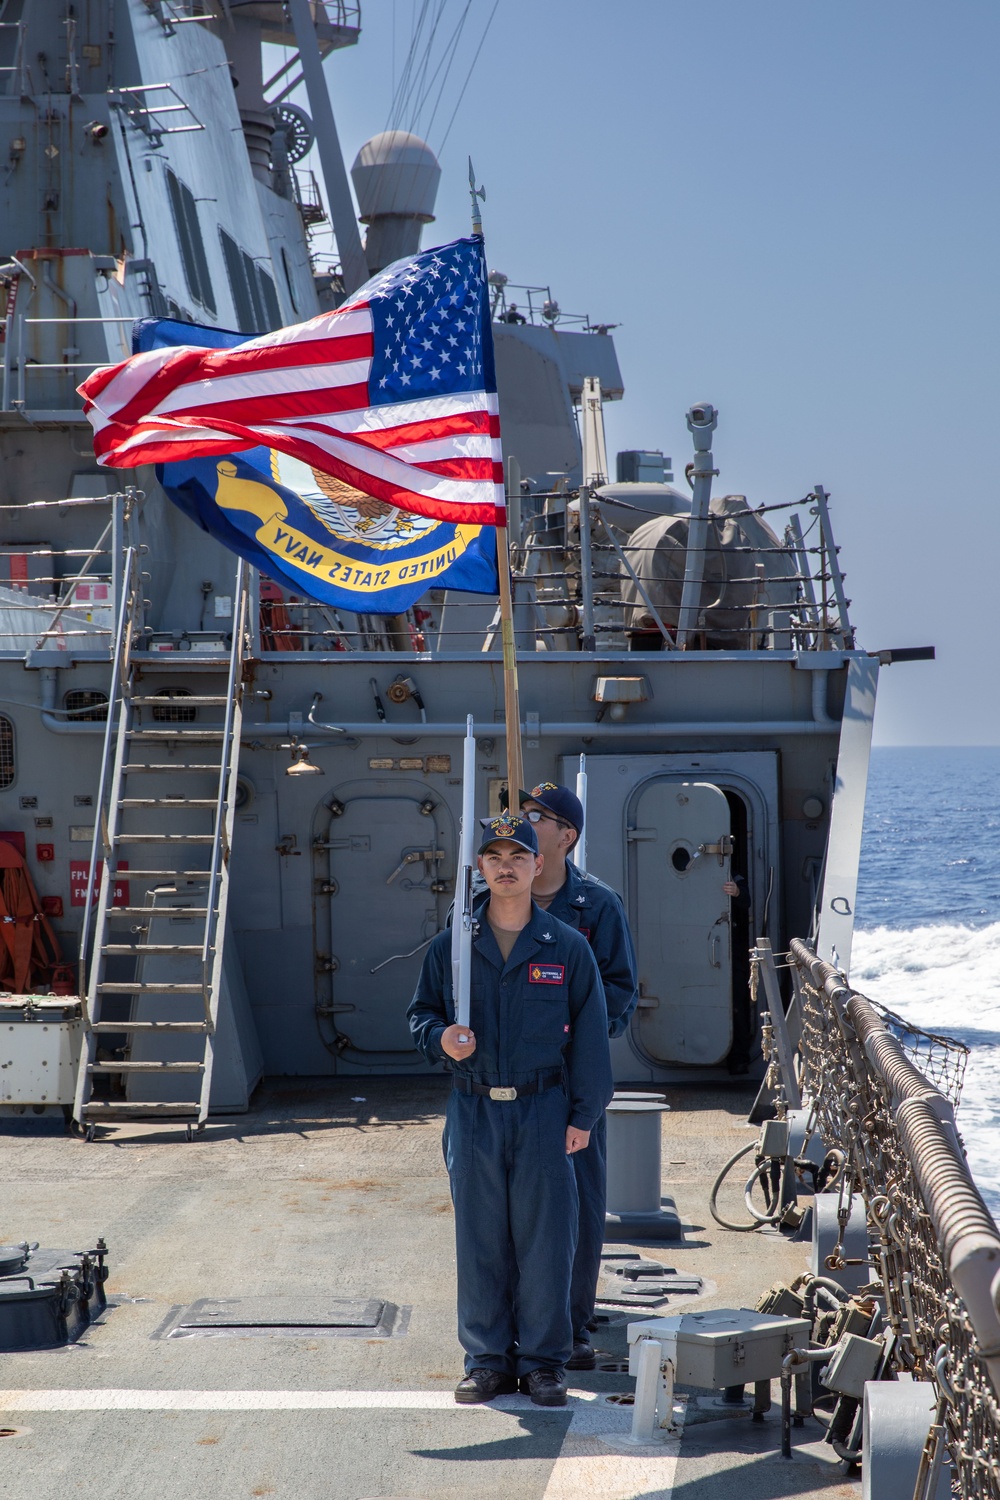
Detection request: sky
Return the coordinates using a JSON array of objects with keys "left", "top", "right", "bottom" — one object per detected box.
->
[{"left": 291, "top": 0, "right": 999, "bottom": 746}]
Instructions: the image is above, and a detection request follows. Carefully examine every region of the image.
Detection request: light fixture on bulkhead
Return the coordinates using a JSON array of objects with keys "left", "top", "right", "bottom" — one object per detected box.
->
[{"left": 285, "top": 739, "right": 324, "bottom": 776}]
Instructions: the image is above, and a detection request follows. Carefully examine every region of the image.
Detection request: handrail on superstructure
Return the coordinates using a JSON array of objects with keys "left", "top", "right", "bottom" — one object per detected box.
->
[{"left": 32, "top": 519, "right": 113, "bottom": 651}]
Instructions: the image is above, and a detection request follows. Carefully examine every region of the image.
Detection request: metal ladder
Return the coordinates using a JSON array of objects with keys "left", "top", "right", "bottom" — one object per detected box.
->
[{"left": 73, "top": 554, "right": 251, "bottom": 1140}]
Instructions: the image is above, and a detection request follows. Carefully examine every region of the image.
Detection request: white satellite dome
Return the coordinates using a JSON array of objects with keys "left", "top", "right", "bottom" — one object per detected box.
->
[{"left": 350, "top": 131, "right": 441, "bottom": 224}]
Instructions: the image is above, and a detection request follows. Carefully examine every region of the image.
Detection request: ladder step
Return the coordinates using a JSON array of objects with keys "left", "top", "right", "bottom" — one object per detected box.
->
[
  {"left": 108, "top": 907, "right": 210, "bottom": 918},
  {"left": 101, "top": 944, "right": 204, "bottom": 956},
  {"left": 92, "top": 1021, "right": 209, "bottom": 1033},
  {"left": 81, "top": 1103, "right": 201, "bottom": 1118},
  {"left": 88, "top": 1061, "right": 206, "bottom": 1073},
  {"left": 97, "top": 982, "right": 204, "bottom": 994},
  {"left": 123, "top": 764, "right": 223, "bottom": 774},
  {"left": 127, "top": 730, "right": 225, "bottom": 742},
  {"left": 112, "top": 871, "right": 214, "bottom": 880},
  {"left": 132, "top": 696, "right": 231, "bottom": 707},
  {"left": 118, "top": 799, "right": 221, "bottom": 809},
  {"left": 115, "top": 834, "right": 216, "bottom": 844}
]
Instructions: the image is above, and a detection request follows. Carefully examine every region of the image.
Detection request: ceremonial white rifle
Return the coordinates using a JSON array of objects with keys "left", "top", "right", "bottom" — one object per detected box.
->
[{"left": 453, "top": 714, "right": 476, "bottom": 1032}]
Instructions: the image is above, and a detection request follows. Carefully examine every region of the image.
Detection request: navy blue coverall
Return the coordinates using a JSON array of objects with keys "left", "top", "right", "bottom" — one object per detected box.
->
[
  {"left": 408, "top": 901, "right": 613, "bottom": 1376},
  {"left": 473, "top": 862, "right": 638, "bottom": 1341}
]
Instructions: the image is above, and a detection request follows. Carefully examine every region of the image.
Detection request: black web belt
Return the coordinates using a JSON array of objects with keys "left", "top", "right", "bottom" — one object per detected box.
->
[{"left": 452, "top": 1072, "right": 562, "bottom": 1102}]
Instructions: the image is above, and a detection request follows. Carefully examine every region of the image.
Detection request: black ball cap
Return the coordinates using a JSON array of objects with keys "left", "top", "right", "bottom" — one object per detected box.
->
[{"left": 477, "top": 812, "right": 539, "bottom": 856}]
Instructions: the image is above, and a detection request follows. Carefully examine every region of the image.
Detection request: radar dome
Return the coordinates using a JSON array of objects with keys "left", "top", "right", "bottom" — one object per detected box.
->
[{"left": 350, "top": 131, "right": 441, "bottom": 224}]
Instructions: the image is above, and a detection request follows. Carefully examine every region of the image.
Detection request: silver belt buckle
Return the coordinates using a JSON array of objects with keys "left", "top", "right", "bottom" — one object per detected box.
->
[{"left": 489, "top": 1086, "right": 518, "bottom": 1102}]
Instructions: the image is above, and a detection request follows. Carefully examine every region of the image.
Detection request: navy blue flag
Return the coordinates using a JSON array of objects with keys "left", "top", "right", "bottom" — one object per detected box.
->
[{"left": 141, "top": 254, "right": 500, "bottom": 613}]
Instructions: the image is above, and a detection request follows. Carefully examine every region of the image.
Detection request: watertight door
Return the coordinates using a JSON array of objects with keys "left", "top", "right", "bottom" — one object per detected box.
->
[
  {"left": 319, "top": 795, "right": 444, "bottom": 1053},
  {"left": 631, "top": 781, "right": 733, "bottom": 1065}
]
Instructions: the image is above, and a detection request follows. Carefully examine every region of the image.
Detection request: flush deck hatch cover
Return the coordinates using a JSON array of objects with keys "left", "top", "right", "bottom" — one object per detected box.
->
[{"left": 159, "top": 1296, "right": 404, "bottom": 1339}]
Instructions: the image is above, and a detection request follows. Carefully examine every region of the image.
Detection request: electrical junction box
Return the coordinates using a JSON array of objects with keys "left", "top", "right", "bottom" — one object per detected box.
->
[
  {"left": 0, "top": 996, "right": 83, "bottom": 1107},
  {"left": 822, "top": 1332, "right": 884, "bottom": 1400},
  {"left": 628, "top": 1308, "right": 811, "bottom": 1389},
  {"left": 759, "top": 1118, "right": 790, "bottom": 1158}
]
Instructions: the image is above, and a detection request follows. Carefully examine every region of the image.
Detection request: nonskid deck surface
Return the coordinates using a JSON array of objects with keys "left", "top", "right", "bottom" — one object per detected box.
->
[{"left": 0, "top": 1081, "right": 859, "bottom": 1499}]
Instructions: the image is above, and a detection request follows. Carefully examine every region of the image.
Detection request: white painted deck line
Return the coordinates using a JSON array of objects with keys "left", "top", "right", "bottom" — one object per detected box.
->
[
  {"left": 0, "top": 1388, "right": 683, "bottom": 1496},
  {"left": 0, "top": 1389, "right": 495, "bottom": 1410},
  {"left": 0, "top": 1388, "right": 682, "bottom": 1497}
]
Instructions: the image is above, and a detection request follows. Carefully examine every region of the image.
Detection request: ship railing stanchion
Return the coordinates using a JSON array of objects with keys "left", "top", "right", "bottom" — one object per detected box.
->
[{"left": 810, "top": 485, "right": 853, "bottom": 648}]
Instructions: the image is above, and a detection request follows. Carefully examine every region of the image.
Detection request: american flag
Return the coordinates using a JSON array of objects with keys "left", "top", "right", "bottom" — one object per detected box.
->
[{"left": 78, "top": 237, "right": 505, "bottom": 528}]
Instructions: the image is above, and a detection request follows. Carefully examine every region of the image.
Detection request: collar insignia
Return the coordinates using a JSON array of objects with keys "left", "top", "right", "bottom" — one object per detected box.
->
[
  {"left": 574, "top": 894, "right": 586, "bottom": 905},
  {"left": 541, "top": 930, "right": 553, "bottom": 940}
]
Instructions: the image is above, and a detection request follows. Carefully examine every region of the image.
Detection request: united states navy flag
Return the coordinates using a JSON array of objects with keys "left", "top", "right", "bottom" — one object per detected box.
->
[{"left": 131, "top": 240, "right": 500, "bottom": 613}]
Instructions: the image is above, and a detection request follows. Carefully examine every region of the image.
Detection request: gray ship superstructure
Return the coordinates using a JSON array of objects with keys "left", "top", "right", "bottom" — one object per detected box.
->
[
  {"left": 8, "top": 10, "right": 998, "bottom": 1500},
  {"left": 0, "top": 0, "right": 895, "bottom": 1132}
]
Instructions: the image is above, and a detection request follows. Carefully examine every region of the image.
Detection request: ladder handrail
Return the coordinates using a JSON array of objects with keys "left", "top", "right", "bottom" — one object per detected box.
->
[
  {"left": 75, "top": 553, "right": 250, "bottom": 1133},
  {"left": 200, "top": 558, "right": 248, "bottom": 991},
  {"left": 197, "top": 561, "right": 250, "bottom": 1122},
  {"left": 77, "top": 543, "right": 139, "bottom": 1000}
]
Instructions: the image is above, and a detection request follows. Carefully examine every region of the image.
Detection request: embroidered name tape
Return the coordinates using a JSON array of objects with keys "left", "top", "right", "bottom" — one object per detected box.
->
[{"left": 529, "top": 963, "right": 565, "bottom": 984}]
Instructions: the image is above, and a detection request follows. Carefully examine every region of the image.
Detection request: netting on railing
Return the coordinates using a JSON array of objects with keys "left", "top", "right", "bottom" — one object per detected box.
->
[{"left": 790, "top": 939, "right": 996, "bottom": 1499}]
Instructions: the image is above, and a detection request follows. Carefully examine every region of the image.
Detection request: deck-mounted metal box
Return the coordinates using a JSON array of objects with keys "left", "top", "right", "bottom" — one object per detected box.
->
[
  {"left": 0, "top": 996, "right": 83, "bottom": 1110},
  {"left": 627, "top": 1308, "right": 811, "bottom": 1388}
]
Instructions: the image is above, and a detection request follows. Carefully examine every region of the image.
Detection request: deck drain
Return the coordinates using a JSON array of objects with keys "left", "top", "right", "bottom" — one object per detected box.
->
[
  {"left": 604, "top": 1392, "right": 635, "bottom": 1406},
  {"left": 598, "top": 1360, "right": 630, "bottom": 1373},
  {"left": 155, "top": 1297, "right": 408, "bottom": 1340}
]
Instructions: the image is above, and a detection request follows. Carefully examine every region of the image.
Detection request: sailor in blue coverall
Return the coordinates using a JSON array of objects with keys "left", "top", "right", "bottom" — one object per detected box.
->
[
  {"left": 514, "top": 782, "right": 639, "bottom": 1369},
  {"left": 408, "top": 813, "right": 613, "bottom": 1407}
]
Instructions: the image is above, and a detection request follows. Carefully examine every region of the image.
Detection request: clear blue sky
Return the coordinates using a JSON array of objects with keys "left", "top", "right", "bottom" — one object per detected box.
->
[{"left": 299, "top": 0, "right": 999, "bottom": 745}]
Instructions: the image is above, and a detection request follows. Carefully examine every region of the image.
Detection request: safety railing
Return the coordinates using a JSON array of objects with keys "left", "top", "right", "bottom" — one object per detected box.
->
[
  {"left": 789, "top": 938, "right": 1000, "bottom": 1500},
  {"left": 488, "top": 279, "right": 606, "bottom": 331},
  {"left": 1, "top": 302, "right": 134, "bottom": 413},
  {"left": 254, "top": 487, "right": 850, "bottom": 656},
  {"left": 0, "top": 20, "right": 29, "bottom": 95},
  {"left": 0, "top": 490, "right": 137, "bottom": 658}
]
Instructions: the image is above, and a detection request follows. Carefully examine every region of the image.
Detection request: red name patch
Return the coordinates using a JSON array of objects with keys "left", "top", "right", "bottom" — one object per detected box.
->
[
  {"left": 578, "top": 927, "right": 591, "bottom": 942},
  {"left": 529, "top": 964, "right": 565, "bottom": 984}
]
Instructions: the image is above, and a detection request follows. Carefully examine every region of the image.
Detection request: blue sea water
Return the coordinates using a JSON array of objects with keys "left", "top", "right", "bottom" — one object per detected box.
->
[{"left": 852, "top": 746, "right": 1000, "bottom": 1210}]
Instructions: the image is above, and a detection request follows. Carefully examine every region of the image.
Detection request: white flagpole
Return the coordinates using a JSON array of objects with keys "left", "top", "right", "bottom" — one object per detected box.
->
[
  {"left": 572, "top": 753, "right": 587, "bottom": 873},
  {"left": 453, "top": 714, "right": 476, "bottom": 1030}
]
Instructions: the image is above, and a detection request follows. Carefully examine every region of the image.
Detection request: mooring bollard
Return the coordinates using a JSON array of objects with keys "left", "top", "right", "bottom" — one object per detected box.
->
[{"left": 605, "top": 1098, "right": 680, "bottom": 1239}]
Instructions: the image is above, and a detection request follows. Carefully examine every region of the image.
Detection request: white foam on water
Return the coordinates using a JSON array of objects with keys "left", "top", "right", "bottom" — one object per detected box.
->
[{"left": 852, "top": 921, "right": 1000, "bottom": 1213}]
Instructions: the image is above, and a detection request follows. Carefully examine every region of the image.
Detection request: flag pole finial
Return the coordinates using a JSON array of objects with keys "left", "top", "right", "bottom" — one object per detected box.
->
[{"left": 468, "top": 156, "right": 486, "bottom": 238}]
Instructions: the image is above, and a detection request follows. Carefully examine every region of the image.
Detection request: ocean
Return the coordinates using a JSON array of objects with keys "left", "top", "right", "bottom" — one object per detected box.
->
[{"left": 853, "top": 745, "right": 1000, "bottom": 1212}]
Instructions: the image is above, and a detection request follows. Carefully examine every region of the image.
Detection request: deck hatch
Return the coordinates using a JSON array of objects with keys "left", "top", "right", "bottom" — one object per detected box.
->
[{"left": 158, "top": 1296, "right": 406, "bottom": 1339}]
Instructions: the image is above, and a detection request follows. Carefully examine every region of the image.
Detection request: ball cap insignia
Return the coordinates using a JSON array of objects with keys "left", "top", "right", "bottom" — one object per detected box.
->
[{"left": 477, "top": 812, "right": 539, "bottom": 857}]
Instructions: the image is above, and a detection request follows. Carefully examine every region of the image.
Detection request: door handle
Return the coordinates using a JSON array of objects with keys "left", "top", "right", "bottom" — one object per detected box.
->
[{"left": 385, "top": 849, "right": 445, "bottom": 885}]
